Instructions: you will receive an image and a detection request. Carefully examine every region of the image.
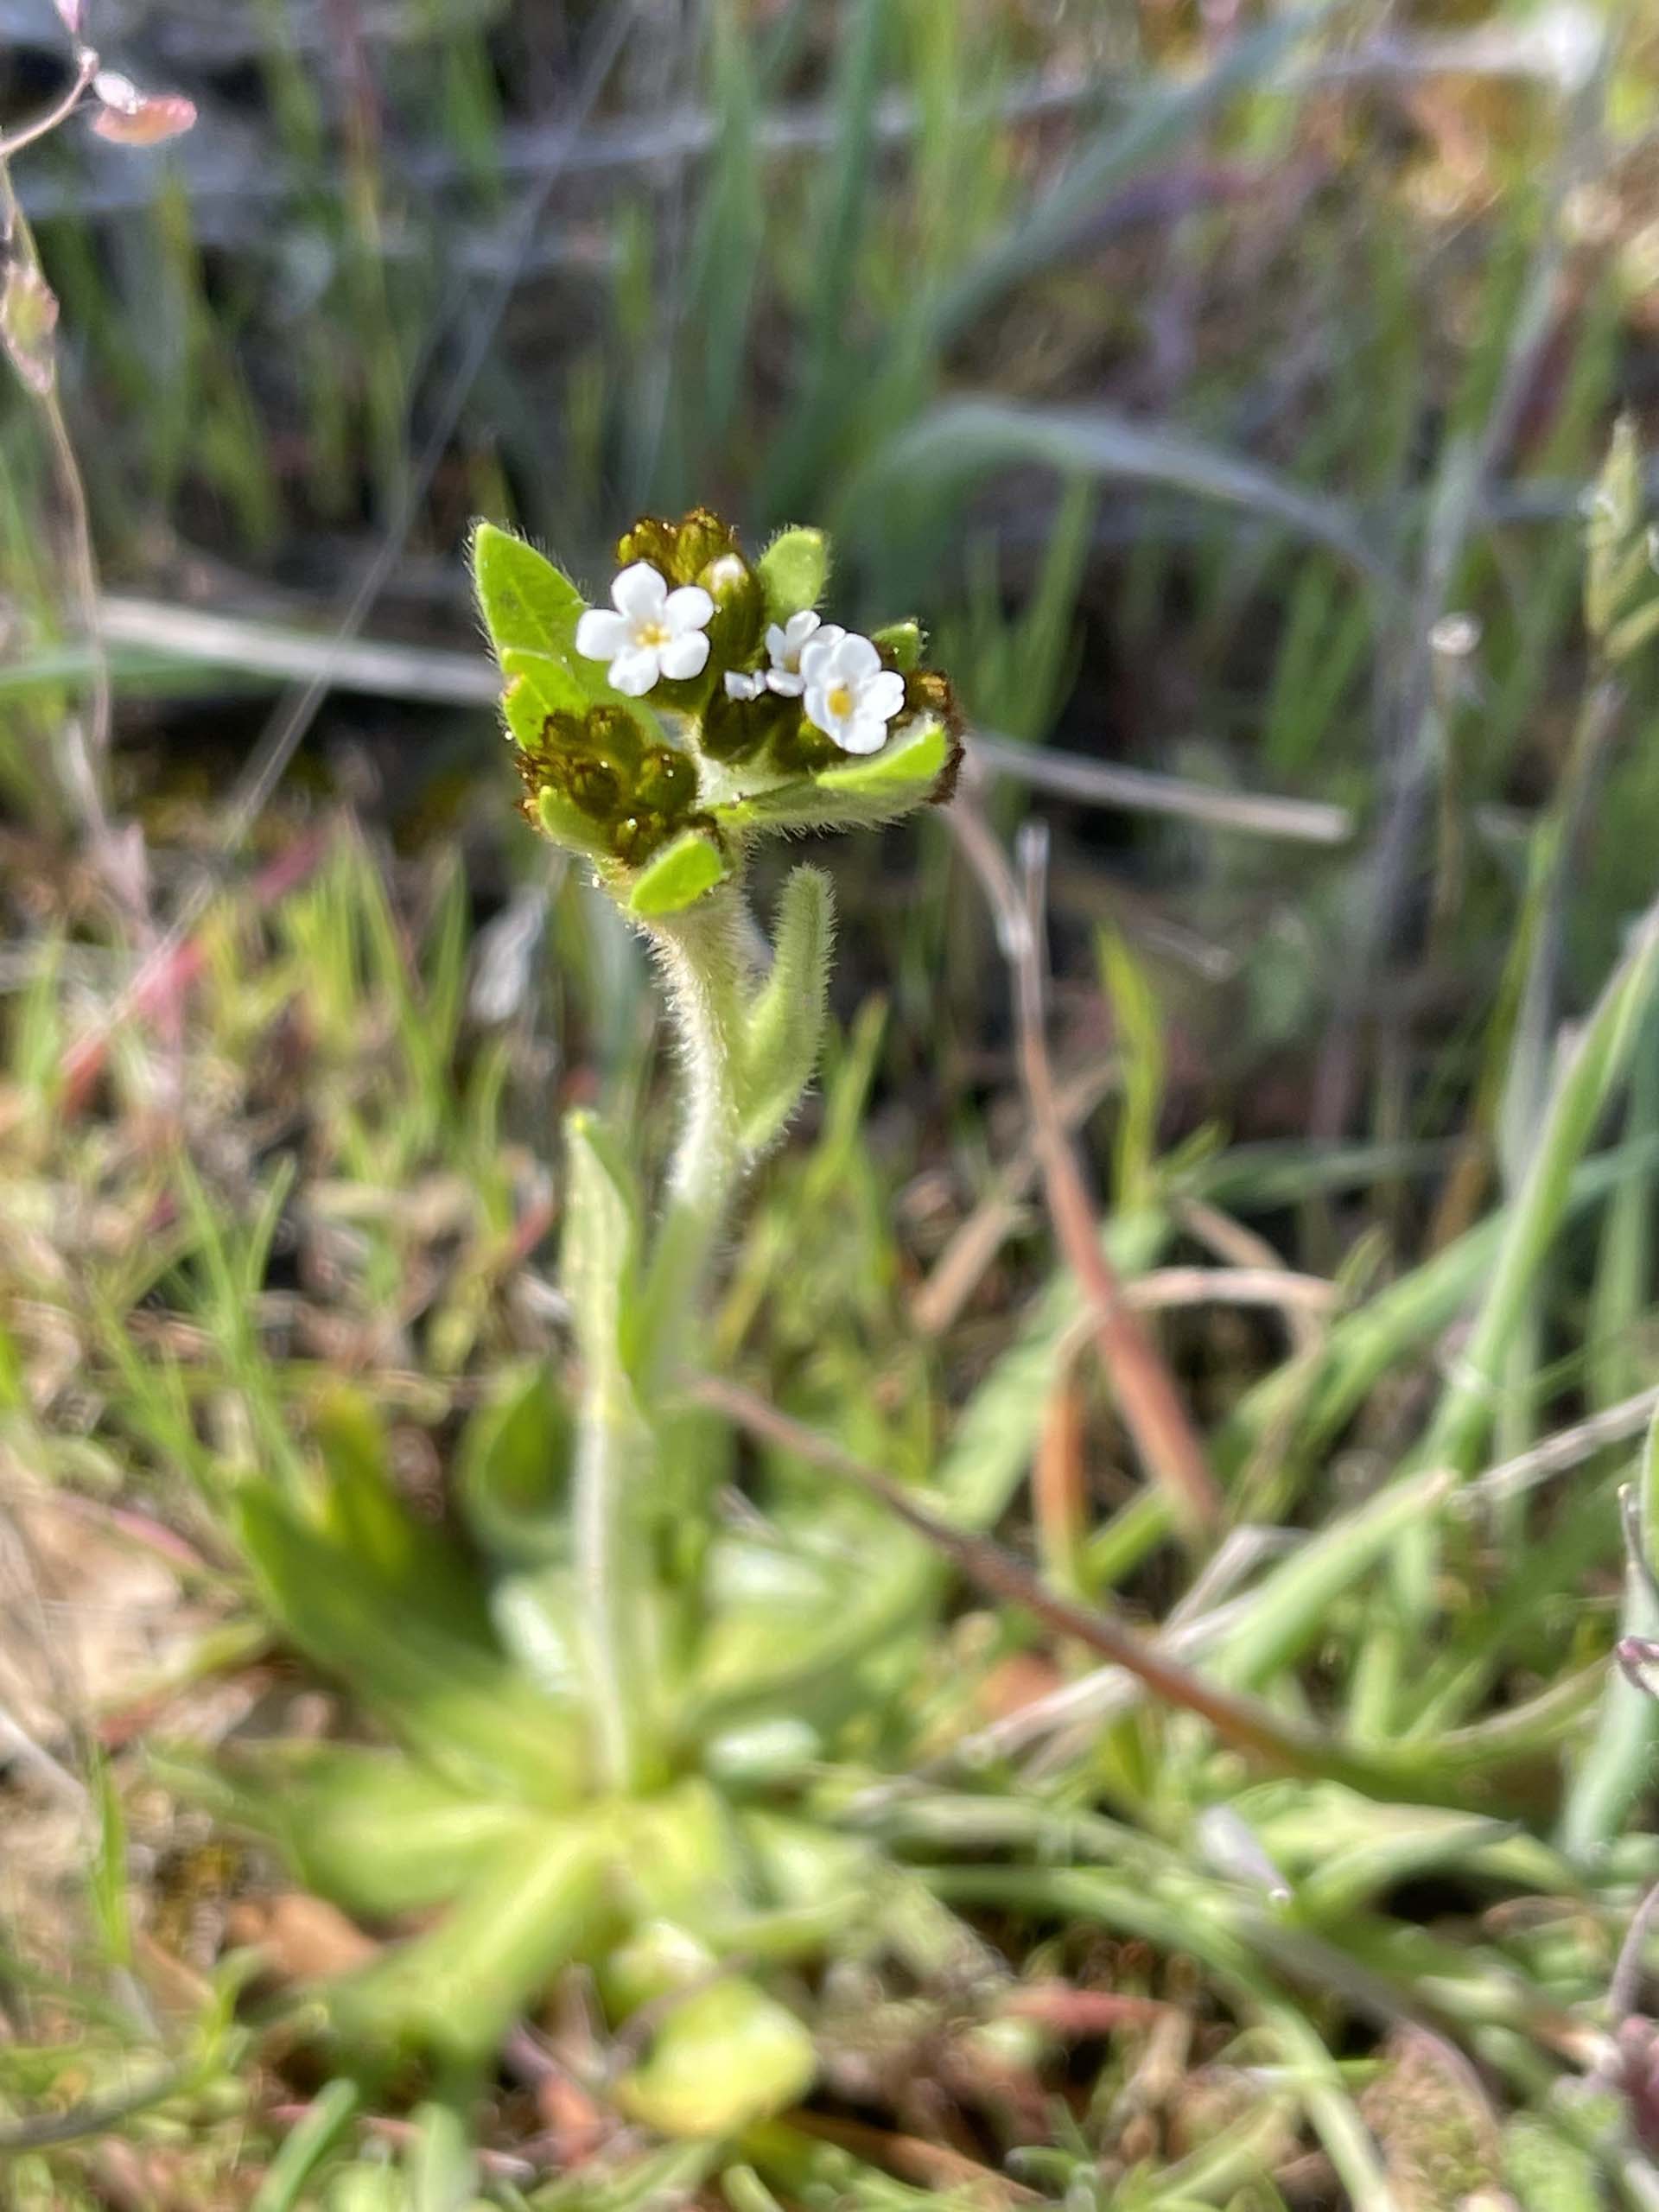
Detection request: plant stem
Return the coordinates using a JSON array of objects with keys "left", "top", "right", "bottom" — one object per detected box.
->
[
  {"left": 573, "top": 1367, "right": 654, "bottom": 1792},
  {"left": 637, "top": 879, "right": 754, "bottom": 1393}
]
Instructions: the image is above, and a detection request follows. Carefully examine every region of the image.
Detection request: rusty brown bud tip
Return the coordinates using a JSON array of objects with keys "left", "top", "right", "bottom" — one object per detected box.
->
[{"left": 616, "top": 508, "right": 741, "bottom": 586}]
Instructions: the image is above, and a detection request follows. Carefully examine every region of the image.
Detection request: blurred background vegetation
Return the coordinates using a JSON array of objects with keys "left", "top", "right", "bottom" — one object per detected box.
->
[{"left": 9, "top": 0, "right": 1659, "bottom": 2204}]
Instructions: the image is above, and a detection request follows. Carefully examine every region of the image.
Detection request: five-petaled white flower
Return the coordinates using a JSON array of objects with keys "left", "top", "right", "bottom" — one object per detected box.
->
[
  {"left": 800, "top": 630, "right": 906, "bottom": 755},
  {"left": 575, "top": 563, "right": 713, "bottom": 696},
  {"left": 764, "top": 610, "right": 842, "bottom": 697}
]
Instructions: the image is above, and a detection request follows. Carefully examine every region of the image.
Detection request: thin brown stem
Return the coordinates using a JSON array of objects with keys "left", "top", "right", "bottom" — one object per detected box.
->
[
  {"left": 693, "top": 1373, "right": 1394, "bottom": 1792},
  {"left": 0, "top": 48, "right": 97, "bottom": 164},
  {"left": 1, "top": 134, "right": 140, "bottom": 924},
  {"left": 951, "top": 802, "right": 1222, "bottom": 1538}
]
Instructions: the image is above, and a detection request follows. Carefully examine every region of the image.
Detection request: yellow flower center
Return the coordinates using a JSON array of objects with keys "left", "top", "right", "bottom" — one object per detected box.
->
[
  {"left": 636, "top": 620, "right": 671, "bottom": 648},
  {"left": 826, "top": 683, "right": 855, "bottom": 721}
]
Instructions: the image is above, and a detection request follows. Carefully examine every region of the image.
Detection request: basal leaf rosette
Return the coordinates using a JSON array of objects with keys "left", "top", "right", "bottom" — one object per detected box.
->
[{"left": 473, "top": 513, "right": 961, "bottom": 918}]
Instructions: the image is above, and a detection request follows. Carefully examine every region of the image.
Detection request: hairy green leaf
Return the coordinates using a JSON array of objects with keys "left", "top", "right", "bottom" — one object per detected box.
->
[
  {"left": 627, "top": 829, "right": 732, "bottom": 918},
  {"left": 455, "top": 1363, "right": 573, "bottom": 1568},
  {"left": 739, "top": 867, "right": 834, "bottom": 1159},
  {"left": 472, "top": 523, "right": 585, "bottom": 665},
  {"left": 756, "top": 528, "right": 829, "bottom": 624}
]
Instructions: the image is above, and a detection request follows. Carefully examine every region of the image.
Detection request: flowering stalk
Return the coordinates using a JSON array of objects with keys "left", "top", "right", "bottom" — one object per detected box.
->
[
  {"left": 635, "top": 883, "right": 753, "bottom": 1393},
  {"left": 473, "top": 507, "right": 960, "bottom": 1783}
]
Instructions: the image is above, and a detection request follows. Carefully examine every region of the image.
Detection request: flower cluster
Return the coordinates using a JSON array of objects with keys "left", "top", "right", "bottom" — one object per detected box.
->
[
  {"left": 717, "top": 615, "right": 906, "bottom": 757},
  {"left": 474, "top": 507, "right": 962, "bottom": 915}
]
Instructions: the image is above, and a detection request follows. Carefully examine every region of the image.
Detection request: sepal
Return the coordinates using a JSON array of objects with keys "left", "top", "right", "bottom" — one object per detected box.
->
[
  {"left": 756, "top": 526, "right": 829, "bottom": 624},
  {"left": 626, "top": 828, "right": 733, "bottom": 918}
]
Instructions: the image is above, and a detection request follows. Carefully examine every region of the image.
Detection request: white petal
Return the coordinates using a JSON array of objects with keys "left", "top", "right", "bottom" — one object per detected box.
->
[
  {"left": 609, "top": 645, "right": 661, "bottom": 696},
  {"left": 785, "top": 610, "right": 820, "bottom": 649},
  {"left": 725, "top": 670, "right": 763, "bottom": 701},
  {"left": 836, "top": 714, "right": 889, "bottom": 755},
  {"left": 658, "top": 631, "right": 709, "bottom": 680},
  {"left": 836, "top": 632, "right": 881, "bottom": 682},
  {"left": 613, "top": 561, "right": 668, "bottom": 618},
  {"left": 765, "top": 623, "right": 789, "bottom": 663},
  {"left": 766, "top": 669, "right": 805, "bottom": 697},
  {"left": 575, "top": 608, "right": 630, "bottom": 661},
  {"left": 803, "top": 683, "right": 838, "bottom": 735},
  {"left": 798, "top": 628, "right": 846, "bottom": 685},
  {"left": 865, "top": 670, "right": 906, "bottom": 723},
  {"left": 664, "top": 584, "right": 714, "bottom": 633}
]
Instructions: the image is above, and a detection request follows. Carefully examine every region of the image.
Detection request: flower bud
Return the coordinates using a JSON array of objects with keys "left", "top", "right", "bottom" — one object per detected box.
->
[
  {"left": 517, "top": 706, "right": 698, "bottom": 868},
  {"left": 701, "top": 677, "right": 792, "bottom": 764},
  {"left": 698, "top": 547, "right": 766, "bottom": 677},
  {"left": 616, "top": 506, "right": 740, "bottom": 587}
]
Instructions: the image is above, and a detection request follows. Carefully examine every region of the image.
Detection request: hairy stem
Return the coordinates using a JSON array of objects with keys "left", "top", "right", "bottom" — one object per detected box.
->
[{"left": 637, "top": 880, "right": 754, "bottom": 1393}]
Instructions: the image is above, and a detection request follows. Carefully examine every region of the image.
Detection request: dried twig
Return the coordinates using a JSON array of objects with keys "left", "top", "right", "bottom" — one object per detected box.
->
[
  {"left": 1463, "top": 1385, "right": 1659, "bottom": 1510},
  {"left": 910, "top": 1056, "right": 1118, "bottom": 1338},
  {"left": 694, "top": 1372, "right": 1389, "bottom": 1789},
  {"left": 0, "top": 44, "right": 96, "bottom": 163},
  {"left": 951, "top": 803, "right": 1223, "bottom": 1537},
  {"left": 1125, "top": 1265, "right": 1337, "bottom": 1316},
  {"left": 85, "top": 600, "right": 1355, "bottom": 844},
  {"left": 969, "top": 728, "right": 1351, "bottom": 845},
  {"left": 1176, "top": 1195, "right": 1329, "bottom": 1359}
]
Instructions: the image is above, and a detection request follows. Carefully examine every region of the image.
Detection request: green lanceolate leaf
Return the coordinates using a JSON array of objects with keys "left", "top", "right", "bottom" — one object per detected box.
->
[
  {"left": 311, "top": 1389, "right": 490, "bottom": 1641},
  {"left": 232, "top": 1483, "right": 588, "bottom": 1806},
  {"left": 503, "top": 641, "right": 671, "bottom": 733},
  {"left": 534, "top": 781, "right": 612, "bottom": 859},
  {"left": 200, "top": 1740, "right": 542, "bottom": 1917},
  {"left": 1584, "top": 416, "right": 1651, "bottom": 646},
  {"left": 723, "top": 716, "right": 954, "bottom": 838},
  {"left": 756, "top": 526, "right": 829, "bottom": 624},
  {"left": 326, "top": 1820, "right": 613, "bottom": 2062},
  {"left": 403, "top": 2102, "right": 477, "bottom": 2212},
  {"left": 455, "top": 1363, "right": 574, "bottom": 1567},
  {"left": 816, "top": 714, "right": 950, "bottom": 799},
  {"left": 473, "top": 523, "right": 586, "bottom": 666},
  {"left": 627, "top": 828, "right": 731, "bottom": 918},
  {"left": 1416, "top": 904, "right": 1659, "bottom": 1483},
  {"left": 738, "top": 867, "right": 834, "bottom": 1160},
  {"left": 499, "top": 646, "right": 597, "bottom": 734},
  {"left": 614, "top": 1974, "right": 817, "bottom": 2138},
  {"left": 1559, "top": 1404, "right": 1659, "bottom": 1859}
]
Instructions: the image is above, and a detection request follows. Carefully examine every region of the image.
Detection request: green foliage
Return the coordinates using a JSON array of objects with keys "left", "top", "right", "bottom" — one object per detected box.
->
[
  {"left": 738, "top": 868, "right": 835, "bottom": 1160},
  {"left": 615, "top": 1975, "right": 817, "bottom": 2139},
  {"left": 1585, "top": 416, "right": 1659, "bottom": 664},
  {"left": 627, "top": 829, "right": 731, "bottom": 918},
  {"left": 17, "top": 14, "right": 1659, "bottom": 2201},
  {"left": 756, "top": 528, "right": 829, "bottom": 625},
  {"left": 472, "top": 523, "right": 588, "bottom": 666}
]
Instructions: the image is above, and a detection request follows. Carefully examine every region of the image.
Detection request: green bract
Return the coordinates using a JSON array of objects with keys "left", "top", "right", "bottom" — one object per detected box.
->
[{"left": 472, "top": 512, "right": 962, "bottom": 912}]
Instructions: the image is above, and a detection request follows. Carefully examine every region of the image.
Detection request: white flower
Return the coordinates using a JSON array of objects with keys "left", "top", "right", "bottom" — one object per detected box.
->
[
  {"left": 800, "top": 630, "right": 906, "bottom": 756},
  {"left": 764, "top": 610, "right": 842, "bottom": 697},
  {"left": 724, "top": 669, "right": 766, "bottom": 702},
  {"left": 575, "top": 562, "right": 713, "bottom": 696}
]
